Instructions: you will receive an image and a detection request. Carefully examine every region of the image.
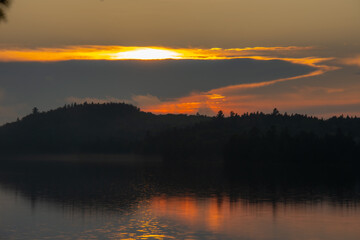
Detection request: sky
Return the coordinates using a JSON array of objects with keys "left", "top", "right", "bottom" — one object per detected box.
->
[{"left": 0, "top": 0, "right": 359, "bottom": 123}]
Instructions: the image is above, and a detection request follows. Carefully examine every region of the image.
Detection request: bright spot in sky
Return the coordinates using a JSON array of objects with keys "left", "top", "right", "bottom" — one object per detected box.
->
[{"left": 114, "top": 48, "right": 182, "bottom": 60}]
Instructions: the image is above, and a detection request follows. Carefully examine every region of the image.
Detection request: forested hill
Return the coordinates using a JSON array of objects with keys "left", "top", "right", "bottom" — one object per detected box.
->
[
  {"left": 0, "top": 103, "right": 359, "bottom": 158},
  {"left": 0, "top": 102, "right": 208, "bottom": 153}
]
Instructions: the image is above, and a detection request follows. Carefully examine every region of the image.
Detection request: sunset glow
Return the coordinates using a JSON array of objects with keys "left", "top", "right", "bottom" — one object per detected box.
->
[
  {"left": 0, "top": 45, "right": 315, "bottom": 62},
  {"left": 0, "top": 45, "right": 351, "bottom": 118},
  {"left": 4, "top": 45, "right": 334, "bottom": 117},
  {"left": 113, "top": 48, "right": 182, "bottom": 60}
]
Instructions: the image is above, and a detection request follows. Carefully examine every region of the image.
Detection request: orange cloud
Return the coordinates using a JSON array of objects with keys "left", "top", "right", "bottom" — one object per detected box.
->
[
  {"left": 141, "top": 93, "right": 227, "bottom": 115},
  {"left": 341, "top": 55, "right": 360, "bottom": 67},
  {"left": 141, "top": 84, "right": 360, "bottom": 117},
  {"left": 0, "top": 45, "right": 315, "bottom": 62},
  {"left": 137, "top": 58, "right": 339, "bottom": 116}
]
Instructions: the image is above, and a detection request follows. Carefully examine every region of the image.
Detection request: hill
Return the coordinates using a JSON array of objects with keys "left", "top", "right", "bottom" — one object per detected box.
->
[{"left": 0, "top": 102, "right": 208, "bottom": 154}]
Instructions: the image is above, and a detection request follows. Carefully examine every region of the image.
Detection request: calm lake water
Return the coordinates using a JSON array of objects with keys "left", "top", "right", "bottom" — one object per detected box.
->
[{"left": 0, "top": 155, "right": 360, "bottom": 240}]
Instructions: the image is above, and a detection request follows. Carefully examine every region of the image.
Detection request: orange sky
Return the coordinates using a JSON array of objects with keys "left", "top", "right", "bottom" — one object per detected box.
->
[
  {"left": 0, "top": 44, "right": 358, "bottom": 120},
  {"left": 11, "top": 45, "right": 338, "bottom": 117},
  {"left": 0, "top": 45, "right": 315, "bottom": 62}
]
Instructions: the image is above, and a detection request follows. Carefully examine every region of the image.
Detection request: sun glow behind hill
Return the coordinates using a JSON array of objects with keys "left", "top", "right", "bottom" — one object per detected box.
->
[
  {"left": 0, "top": 45, "right": 334, "bottom": 77},
  {"left": 113, "top": 48, "right": 181, "bottom": 60},
  {"left": 0, "top": 45, "right": 319, "bottom": 62}
]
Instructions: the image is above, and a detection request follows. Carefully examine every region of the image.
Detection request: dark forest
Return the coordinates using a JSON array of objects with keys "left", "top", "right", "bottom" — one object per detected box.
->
[{"left": 0, "top": 103, "right": 359, "bottom": 172}]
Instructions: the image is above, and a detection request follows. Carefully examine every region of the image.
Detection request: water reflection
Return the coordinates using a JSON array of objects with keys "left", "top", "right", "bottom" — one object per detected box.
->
[
  {"left": 0, "top": 155, "right": 360, "bottom": 239},
  {"left": 150, "top": 195, "right": 360, "bottom": 240}
]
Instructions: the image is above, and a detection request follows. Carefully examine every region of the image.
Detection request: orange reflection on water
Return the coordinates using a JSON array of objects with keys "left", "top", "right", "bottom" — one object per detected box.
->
[
  {"left": 151, "top": 195, "right": 231, "bottom": 233},
  {"left": 153, "top": 196, "right": 200, "bottom": 226},
  {"left": 148, "top": 195, "right": 360, "bottom": 240}
]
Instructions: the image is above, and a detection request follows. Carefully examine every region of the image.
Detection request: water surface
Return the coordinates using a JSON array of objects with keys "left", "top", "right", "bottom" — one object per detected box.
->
[{"left": 0, "top": 155, "right": 359, "bottom": 240}]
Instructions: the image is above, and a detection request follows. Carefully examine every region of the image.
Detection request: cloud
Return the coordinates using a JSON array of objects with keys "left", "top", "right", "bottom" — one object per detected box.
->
[
  {"left": 0, "top": 56, "right": 341, "bottom": 123},
  {"left": 196, "top": 105, "right": 216, "bottom": 116},
  {"left": 0, "top": 104, "right": 27, "bottom": 124},
  {"left": 0, "top": 88, "right": 29, "bottom": 124},
  {"left": 139, "top": 93, "right": 226, "bottom": 115},
  {"left": 131, "top": 94, "right": 162, "bottom": 107},
  {"left": 0, "top": 88, "right": 5, "bottom": 101},
  {"left": 0, "top": 59, "right": 316, "bottom": 101},
  {"left": 0, "top": 45, "right": 314, "bottom": 62},
  {"left": 341, "top": 55, "right": 360, "bottom": 67},
  {"left": 138, "top": 79, "right": 360, "bottom": 118}
]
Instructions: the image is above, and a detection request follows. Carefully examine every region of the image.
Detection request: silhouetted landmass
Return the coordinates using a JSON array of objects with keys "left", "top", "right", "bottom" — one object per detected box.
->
[
  {"left": 142, "top": 109, "right": 360, "bottom": 156},
  {"left": 0, "top": 103, "right": 360, "bottom": 172},
  {"left": 0, "top": 103, "right": 208, "bottom": 154}
]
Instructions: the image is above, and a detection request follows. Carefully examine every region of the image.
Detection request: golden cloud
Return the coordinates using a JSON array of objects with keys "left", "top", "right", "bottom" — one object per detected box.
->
[{"left": 0, "top": 45, "right": 314, "bottom": 62}]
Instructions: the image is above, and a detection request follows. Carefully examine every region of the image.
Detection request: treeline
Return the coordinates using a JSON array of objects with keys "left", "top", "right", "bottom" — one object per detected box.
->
[
  {"left": 141, "top": 109, "right": 360, "bottom": 159},
  {"left": 0, "top": 103, "right": 359, "bottom": 170},
  {"left": 224, "top": 127, "right": 360, "bottom": 170}
]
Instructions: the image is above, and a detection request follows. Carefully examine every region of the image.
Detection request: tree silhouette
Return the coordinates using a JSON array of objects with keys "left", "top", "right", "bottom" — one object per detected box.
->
[
  {"left": 0, "top": 0, "right": 11, "bottom": 22},
  {"left": 272, "top": 108, "right": 280, "bottom": 116},
  {"left": 32, "top": 107, "right": 39, "bottom": 115},
  {"left": 216, "top": 110, "right": 224, "bottom": 119}
]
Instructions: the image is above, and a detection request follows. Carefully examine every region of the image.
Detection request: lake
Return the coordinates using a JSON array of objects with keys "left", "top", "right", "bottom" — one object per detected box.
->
[{"left": 0, "top": 155, "right": 359, "bottom": 240}]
